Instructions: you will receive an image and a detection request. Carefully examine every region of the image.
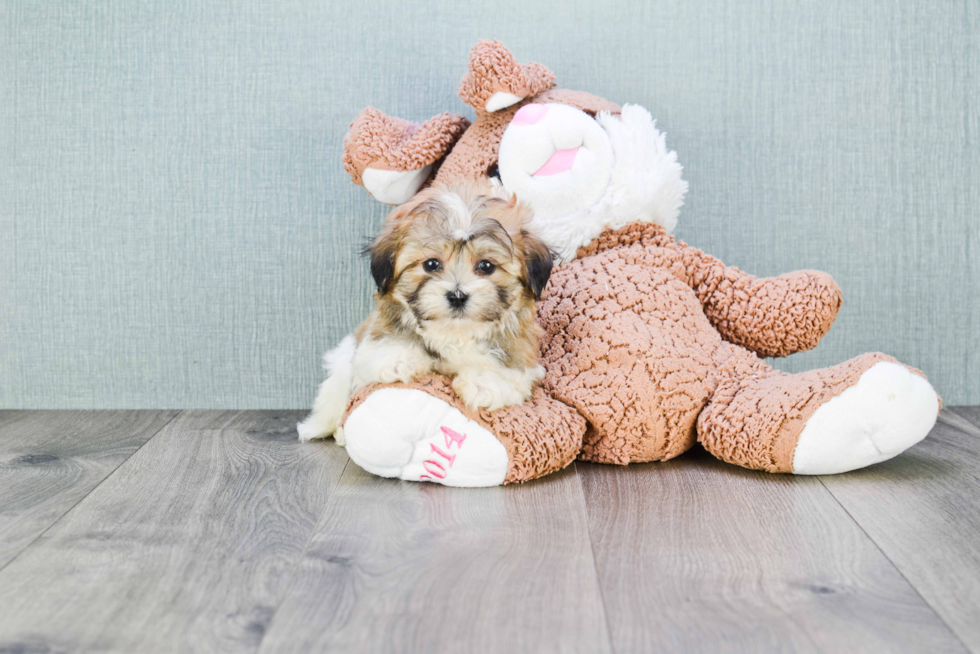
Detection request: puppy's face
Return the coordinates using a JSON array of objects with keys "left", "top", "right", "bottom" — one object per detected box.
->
[{"left": 367, "top": 182, "right": 553, "bottom": 330}]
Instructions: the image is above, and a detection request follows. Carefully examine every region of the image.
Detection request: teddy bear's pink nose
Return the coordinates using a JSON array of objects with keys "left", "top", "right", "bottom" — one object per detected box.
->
[{"left": 513, "top": 103, "right": 548, "bottom": 126}]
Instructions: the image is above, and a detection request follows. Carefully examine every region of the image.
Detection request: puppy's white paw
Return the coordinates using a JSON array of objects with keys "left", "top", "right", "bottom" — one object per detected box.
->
[
  {"left": 344, "top": 388, "right": 509, "bottom": 487},
  {"left": 452, "top": 369, "right": 529, "bottom": 412},
  {"left": 793, "top": 362, "right": 940, "bottom": 475},
  {"left": 377, "top": 354, "right": 430, "bottom": 384},
  {"left": 353, "top": 343, "right": 432, "bottom": 386}
]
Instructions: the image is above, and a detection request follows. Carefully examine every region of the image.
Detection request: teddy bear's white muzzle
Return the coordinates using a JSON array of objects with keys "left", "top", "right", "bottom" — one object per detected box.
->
[{"left": 498, "top": 103, "right": 614, "bottom": 219}]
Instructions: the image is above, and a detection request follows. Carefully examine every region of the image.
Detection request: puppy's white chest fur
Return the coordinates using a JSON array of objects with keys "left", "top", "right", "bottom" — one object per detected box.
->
[{"left": 419, "top": 320, "right": 501, "bottom": 375}]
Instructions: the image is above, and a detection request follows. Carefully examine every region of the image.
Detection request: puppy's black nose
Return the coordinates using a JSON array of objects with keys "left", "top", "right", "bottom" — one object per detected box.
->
[{"left": 446, "top": 289, "right": 469, "bottom": 309}]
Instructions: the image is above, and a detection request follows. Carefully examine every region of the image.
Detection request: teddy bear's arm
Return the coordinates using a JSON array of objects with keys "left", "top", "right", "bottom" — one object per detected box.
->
[
  {"left": 342, "top": 108, "right": 470, "bottom": 204},
  {"left": 679, "top": 243, "right": 843, "bottom": 358},
  {"left": 577, "top": 226, "right": 841, "bottom": 359}
]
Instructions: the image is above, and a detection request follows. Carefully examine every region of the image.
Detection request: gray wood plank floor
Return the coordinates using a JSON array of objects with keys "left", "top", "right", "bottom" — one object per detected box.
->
[
  {"left": 0, "top": 411, "right": 348, "bottom": 654},
  {"left": 259, "top": 464, "right": 612, "bottom": 654},
  {"left": 580, "top": 454, "right": 965, "bottom": 654},
  {"left": 0, "top": 410, "right": 178, "bottom": 569},
  {"left": 0, "top": 408, "right": 977, "bottom": 654},
  {"left": 819, "top": 409, "right": 980, "bottom": 652}
]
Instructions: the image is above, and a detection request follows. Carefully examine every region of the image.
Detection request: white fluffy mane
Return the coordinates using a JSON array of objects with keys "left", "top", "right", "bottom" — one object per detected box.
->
[{"left": 514, "top": 104, "right": 688, "bottom": 264}]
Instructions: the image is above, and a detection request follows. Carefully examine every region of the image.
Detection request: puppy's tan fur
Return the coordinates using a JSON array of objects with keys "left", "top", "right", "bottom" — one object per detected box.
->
[{"left": 297, "top": 181, "right": 553, "bottom": 444}]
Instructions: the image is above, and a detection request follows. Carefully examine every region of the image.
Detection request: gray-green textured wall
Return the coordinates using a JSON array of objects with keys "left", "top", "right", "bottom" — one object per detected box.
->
[{"left": 2, "top": 1, "right": 977, "bottom": 408}]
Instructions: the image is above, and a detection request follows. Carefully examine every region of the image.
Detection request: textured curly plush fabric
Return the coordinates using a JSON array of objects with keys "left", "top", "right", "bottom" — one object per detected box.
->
[
  {"left": 539, "top": 256, "right": 719, "bottom": 464},
  {"left": 343, "top": 375, "right": 586, "bottom": 484},
  {"left": 457, "top": 39, "right": 556, "bottom": 111},
  {"left": 576, "top": 222, "right": 843, "bottom": 359},
  {"left": 342, "top": 108, "right": 469, "bottom": 185},
  {"left": 539, "top": 221, "right": 886, "bottom": 471}
]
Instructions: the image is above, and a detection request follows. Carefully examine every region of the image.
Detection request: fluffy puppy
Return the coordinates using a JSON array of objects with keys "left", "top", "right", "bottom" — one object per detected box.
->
[{"left": 297, "top": 180, "right": 554, "bottom": 445}]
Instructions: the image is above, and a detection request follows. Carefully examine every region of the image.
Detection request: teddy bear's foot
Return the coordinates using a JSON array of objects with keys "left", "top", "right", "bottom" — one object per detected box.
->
[
  {"left": 792, "top": 361, "right": 939, "bottom": 474},
  {"left": 344, "top": 387, "right": 510, "bottom": 487},
  {"left": 698, "top": 351, "right": 939, "bottom": 474},
  {"left": 341, "top": 376, "right": 587, "bottom": 486}
]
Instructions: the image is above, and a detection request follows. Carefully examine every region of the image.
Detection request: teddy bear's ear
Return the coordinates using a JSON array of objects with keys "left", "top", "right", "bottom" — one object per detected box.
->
[
  {"left": 342, "top": 108, "right": 470, "bottom": 205},
  {"left": 458, "top": 40, "right": 556, "bottom": 114}
]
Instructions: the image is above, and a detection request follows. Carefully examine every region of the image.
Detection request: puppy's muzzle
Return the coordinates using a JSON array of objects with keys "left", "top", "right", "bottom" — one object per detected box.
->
[{"left": 446, "top": 289, "right": 469, "bottom": 310}]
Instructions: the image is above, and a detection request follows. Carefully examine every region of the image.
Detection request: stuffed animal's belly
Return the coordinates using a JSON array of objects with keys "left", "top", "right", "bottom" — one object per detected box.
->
[{"left": 538, "top": 257, "right": 724, "bottom": 465}]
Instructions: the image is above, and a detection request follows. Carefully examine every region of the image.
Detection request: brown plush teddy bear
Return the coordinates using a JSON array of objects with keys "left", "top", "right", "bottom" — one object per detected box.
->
[{"left": 299, "top": 40, "right": 940, "bottom": 487}]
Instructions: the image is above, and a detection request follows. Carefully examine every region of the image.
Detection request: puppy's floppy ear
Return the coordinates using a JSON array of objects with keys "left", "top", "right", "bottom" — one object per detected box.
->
[
  {"left": 363, "top": 199, "right": 418, "bottom": 293},
  {"left": 364, "top": 228, "right": 400, "bottom": 294},
  {"left": 521, "top": 230, "right": 554, "bottom": 300}
]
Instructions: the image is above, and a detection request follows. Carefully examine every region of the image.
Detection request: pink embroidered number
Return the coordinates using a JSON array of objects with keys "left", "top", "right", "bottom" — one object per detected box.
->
[
  {"left": 419, "top": 426, "right": 468, "bottom": 481},
  {"left": 422, "top": 460, "right": 447, "bottom": 479},
  {"left": 442, "top": 426, "right": 466, "bottom": 448},
  {"left": 429, "top": 443, "right": 456, "bottom": 466}
]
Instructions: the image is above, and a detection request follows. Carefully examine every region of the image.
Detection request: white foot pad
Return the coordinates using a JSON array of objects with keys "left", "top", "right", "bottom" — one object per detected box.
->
[
  {"left": 793, "top": 362, "right": 940, "bottom": 475},
  {"left": 343, "top": 388, "right": 510, "bottom": 487}
]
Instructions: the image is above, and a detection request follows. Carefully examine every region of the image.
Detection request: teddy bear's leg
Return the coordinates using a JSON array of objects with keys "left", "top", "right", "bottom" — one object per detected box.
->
[
  {"left": 341, "top": 376, "right": 586, "bottom": 486},
  {"left": 343, "top": 385, "right": 509, "bottom": 487},
  {"left": 457, "top": 40, "right": 556, "bottom": 113},
  {"left": 697, "top": 346, "right": 940, "bottom": 474},
  {"left": 342, "top": 108, "right": 470, "bottom": 204}
]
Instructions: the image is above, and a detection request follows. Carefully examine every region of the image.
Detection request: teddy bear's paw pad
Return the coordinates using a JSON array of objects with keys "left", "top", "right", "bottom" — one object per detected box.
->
[
  {"left": 793, "top": 362, "right": 939, "bottom": 475},
  {"left": 362, "top": 166, "right": 432, "bottom": 205},
  {"left": 344, "top": 388, "right": 509, "bottom": 487},
  {"left": 485, "top": 92, "right": 523, "bottom": 112}
]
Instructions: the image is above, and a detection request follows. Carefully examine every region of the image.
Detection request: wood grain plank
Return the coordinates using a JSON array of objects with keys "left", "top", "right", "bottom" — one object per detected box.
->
[
  {"left": 580, "top": 447, "right": 967, "bottom": 654},
  {"left": 258, "top": 464, "right": 613, "bottom": 654},
  {"left": 0, "top": 410, "right": 33, "bottom": 431},
  {"left": 0, "top": 410, "right": 178, "bottom": 568},
  {"left": 820, "top": 408, "right": 980, "bottom": 652},
  {"left": 947, "top": 406, "right": 980, "bottom": 435},
  {"left": 0, "top": 410, "right": 348, "bottom": 654}
]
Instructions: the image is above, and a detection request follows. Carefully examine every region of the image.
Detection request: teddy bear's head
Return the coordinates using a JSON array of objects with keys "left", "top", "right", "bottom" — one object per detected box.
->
[{"left": 343, "top": 40, "right": 688, "bottom": 262}]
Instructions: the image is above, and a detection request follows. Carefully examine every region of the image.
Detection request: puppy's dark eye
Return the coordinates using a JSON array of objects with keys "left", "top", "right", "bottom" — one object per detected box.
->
[
  {"left": 422, "top": 258, "right": 442, "bottom": 273},
  {"left": 476, "top": 260, "right": 496, "bottom": 275}
]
